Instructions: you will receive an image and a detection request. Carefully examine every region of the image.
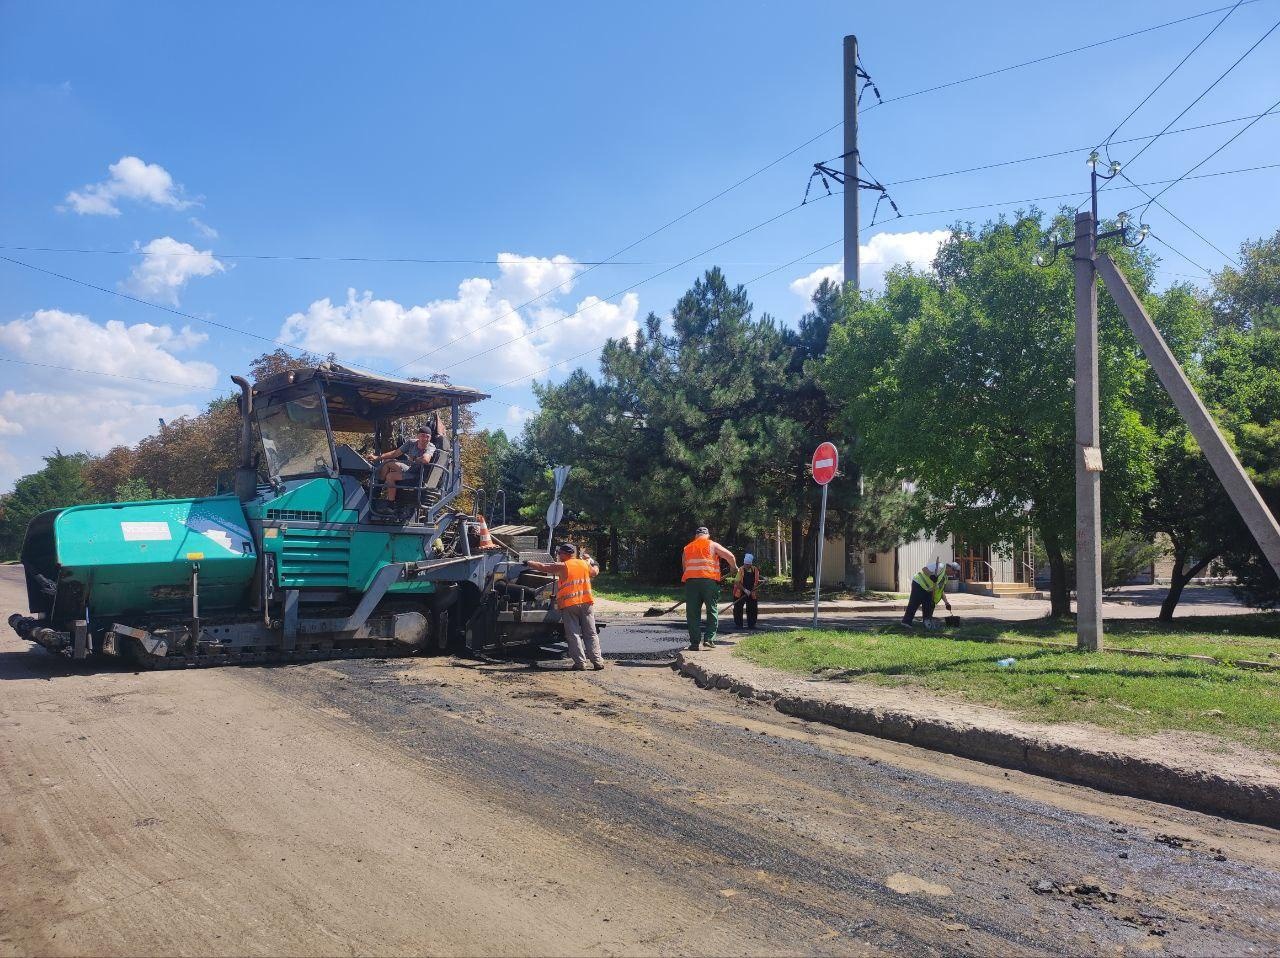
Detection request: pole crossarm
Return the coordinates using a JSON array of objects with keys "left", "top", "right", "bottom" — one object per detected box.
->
[{"left": 1096, "top": 253, "right": 1280, "bottom": 578}]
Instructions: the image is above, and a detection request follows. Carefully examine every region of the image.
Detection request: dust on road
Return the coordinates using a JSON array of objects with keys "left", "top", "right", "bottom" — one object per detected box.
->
[{"left": 2, "top": 566, "right": 1278, "bottom": 956}]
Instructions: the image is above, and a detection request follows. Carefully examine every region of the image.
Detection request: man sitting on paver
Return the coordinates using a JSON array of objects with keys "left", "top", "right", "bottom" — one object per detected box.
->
[{"left": 902, "top": 560, "right": 958, "bottom": 629}]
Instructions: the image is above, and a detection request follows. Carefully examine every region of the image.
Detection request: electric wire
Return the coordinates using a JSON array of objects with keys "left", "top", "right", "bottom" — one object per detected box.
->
[
  {"left": 884, "top": 112, "right": 1278, "bottom": 187},
  {"left": 0, "top": 355, "right": 221, "bottom": 391},
  {"left": 391, "top": 122, "right": 843, "bottom": 372},
  {"left": 1100, "top": 15, "right": 1280, "bottom": 184},
  {"left": 437, "top": 195, "right": 832, "bottom": 374},
  {"left": 872, "top": 1, "right": 1271, "bottom": 113},
  {"left": 1148, "top": 232, "right": 1215, "bottom": 275},
  {"left": 495, "top": 236, "right": 849, "bottom": 391},
  {"left": 1098, "top": 0, "right": 1245, "bottom": 159},
  {"left": 1116, "top": 171, "right": 1239, "bottom": 264},
  {"left": 1123, "top": 93, "right": 1280, "bottom": 213}
]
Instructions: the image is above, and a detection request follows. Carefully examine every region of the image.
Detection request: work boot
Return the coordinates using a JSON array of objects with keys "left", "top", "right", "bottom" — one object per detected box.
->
[
  {"left": 571, "top": 662, "right": 586, "bottom": 671},
  {"left": 704, "top": 637, "right": 717, "bottom": 648},
  {"left": 591, "top": 660, "right": 605, "bottom": 671},
  {"left": 688, "top": 642, "right": 703, "bottom": 651}
]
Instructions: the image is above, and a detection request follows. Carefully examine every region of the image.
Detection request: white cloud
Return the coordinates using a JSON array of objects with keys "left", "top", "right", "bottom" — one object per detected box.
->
[
  {"left": 189, "top": 217, "right": 219, "bottom": 239},
  {"left": 279, "top": 254, "right": 640, "bottom": 386},
  {"left": 0, "top": 414, "right": 23, "bottom": 436},
  {"left": 0, "top": 390, "right": 202, "bottom": 490},
  {"left": 495, "top": 253, "right": 583, "bottom": 301},
  {"left": 504, "top": 404, "right": 535, "bottom": 429},
  {"left": 789, "top": 230, "right": 950, "bottom": 301},
  {"left": 0, "top": 309, "right": 216, "bottom": 391},
  {"left": 62, "top": 156, "right": 195, "bottom": 216},
  {"left": 124, "top": 236, "right": 227, "bottom": 305}
]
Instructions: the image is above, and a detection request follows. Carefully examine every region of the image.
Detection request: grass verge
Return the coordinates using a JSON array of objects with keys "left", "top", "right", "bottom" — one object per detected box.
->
[{"left": 735, "top": 615, "right": 1280, "bottom": 755}]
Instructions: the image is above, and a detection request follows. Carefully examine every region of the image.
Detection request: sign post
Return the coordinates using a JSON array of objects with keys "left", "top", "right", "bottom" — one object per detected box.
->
[
  {"left": 546, "top": 465, "right": 571, "bottom": 552},
  {"left": 810, "top": 442, "right": 838, "bottom": 627}
]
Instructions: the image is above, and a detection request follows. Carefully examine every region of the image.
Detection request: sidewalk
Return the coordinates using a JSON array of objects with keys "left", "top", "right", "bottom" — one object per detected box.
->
[
  {"left": 594, "top": 594, "right": 997, "bottom": 617},
  {"left": 675, "top": 644, "right": 1280, "bottom": 828}
]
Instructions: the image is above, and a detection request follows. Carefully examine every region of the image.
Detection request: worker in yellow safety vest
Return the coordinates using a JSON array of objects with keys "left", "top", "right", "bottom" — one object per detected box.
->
[
  {"left": 902, "top": 560, "right": 959, "bottom": 628},
  {"left": 527, "top": 543, "right": 604, "bottom": 670},
  {"left": 681, "top": 526, "right": 737, "bottom": 651}
]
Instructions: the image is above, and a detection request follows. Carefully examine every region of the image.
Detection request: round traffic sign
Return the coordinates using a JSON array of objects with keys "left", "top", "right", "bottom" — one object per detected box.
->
[
  {"left": 546, "top": 498, "right": 564, "bottom": 529},
  {"left": 811, "top": 442, "right": 838, "bottom": 486}
]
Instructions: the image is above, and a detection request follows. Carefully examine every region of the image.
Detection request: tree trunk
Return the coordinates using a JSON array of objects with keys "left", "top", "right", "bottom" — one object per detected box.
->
[
  {"left": 790, "top": 515, "right": 806, "bottom": 591},
  {"left": 608, "top": 526, "right": 620, "bottom": 574},
  {"left": 1159, "top": 552, "right": 1213, "bottom": 622},
  {"left": 1043, "top": 532, "right": 1071, "bottom": 618}
]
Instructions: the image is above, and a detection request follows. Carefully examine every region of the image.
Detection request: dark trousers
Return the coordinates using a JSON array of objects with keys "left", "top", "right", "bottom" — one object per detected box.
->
[
  {"left": 902, "top": 581, "right": 936, "bottom": 625},
  {"left": 733, "top": 595, "right": 758, "bottom": 629}
]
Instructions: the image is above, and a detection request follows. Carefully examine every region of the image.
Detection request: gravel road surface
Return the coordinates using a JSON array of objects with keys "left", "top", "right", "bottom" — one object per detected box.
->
[{"left": 2, "top": 566, "right": 1278, "bottom": 956}]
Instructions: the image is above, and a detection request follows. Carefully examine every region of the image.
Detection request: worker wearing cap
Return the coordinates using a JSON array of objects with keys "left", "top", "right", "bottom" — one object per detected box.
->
[
  {"left": 902, "top": 560, "right": 959, "bottom": 628},
  {"left": 527, "top": 543, "right": 604, "bottom": 670},
  {"left": 732, "top": 553, "right": 761, "bottom": 631},
  {"left": 682, "top": 526, "right": 737, "bottom": 650}
]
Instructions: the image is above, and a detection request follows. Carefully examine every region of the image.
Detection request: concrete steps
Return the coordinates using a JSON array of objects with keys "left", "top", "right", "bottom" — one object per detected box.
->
[{"left": 964, "top": 581, "right": 1037, "bottom": 598}]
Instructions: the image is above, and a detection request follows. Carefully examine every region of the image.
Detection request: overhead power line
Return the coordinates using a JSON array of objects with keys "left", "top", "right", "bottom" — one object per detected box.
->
[
  {"left": 390, "top": 122, "right": 844, "bottom": 373},
  {"left": 884, "top": 111, "right": 1279, "bottom": 187},
  {"left": 1148, "top": 232, "right": 1215, "bottom": 276},
  {"left": 1106, "top": 14, "right": 1280, "bottom": 179},
  {"left": 439, "top": 195, "right": 833, "bottom": 374},
  {"left": 863, "top": 0, "right": 1272, "bottom": 116},
  {"left": 1124, "top": 94, "right": 1280, "bottom": 214},
  {"left": 0, "top": 355, "right": 221, "bottom": 391},
  {"left": 1098, "top": 0, "right": 1246, "bottom": 158}
]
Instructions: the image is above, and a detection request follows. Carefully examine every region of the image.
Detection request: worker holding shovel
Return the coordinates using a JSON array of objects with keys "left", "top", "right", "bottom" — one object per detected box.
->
[
  {"left": 682, "top": 526, "right": 737, "bottom": 650},
  {"left": 902, "top": 560, "right": 959, "bottom": 629}
]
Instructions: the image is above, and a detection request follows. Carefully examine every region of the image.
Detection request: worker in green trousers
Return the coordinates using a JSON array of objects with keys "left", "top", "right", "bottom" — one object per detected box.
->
[{"left": 681, "top": 526, "right": 737, "bottom": 650}]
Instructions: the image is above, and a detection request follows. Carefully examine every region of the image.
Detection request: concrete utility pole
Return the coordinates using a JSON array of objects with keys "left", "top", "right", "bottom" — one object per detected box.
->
[
  {"left": 843, "top": 34, "right": 859, "bottom": 293},
  {"left": 842, "top": 33, "right": 867, "bottom": 593},
  {"left": 1073, "top": 209, "right": 1104, "bottom": 652},
  {"left": 1097, "top": 253, "right": 1280, "bottom": 579}
]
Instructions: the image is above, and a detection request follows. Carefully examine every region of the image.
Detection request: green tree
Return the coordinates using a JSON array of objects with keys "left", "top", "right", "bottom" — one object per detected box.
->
[
  {"left": 0, "top": 452, "right": 93, "bottom": 559},
  {"left": 823, "top": 213, "right": 1158, "bottom": 617}
]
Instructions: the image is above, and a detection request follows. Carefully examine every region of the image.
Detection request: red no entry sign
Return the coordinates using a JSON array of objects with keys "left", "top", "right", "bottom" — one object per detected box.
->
[{"left": 812, "top": 441, "right": 838, "bottom": 486}]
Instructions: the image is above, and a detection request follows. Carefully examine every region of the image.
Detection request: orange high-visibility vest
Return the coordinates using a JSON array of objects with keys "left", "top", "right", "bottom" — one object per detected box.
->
[
  {"left": 556, "top": 558, "right": 594, "bottom": 608},
  {"left": 682, "top": 538, "right": 721, "bottom": 582}
]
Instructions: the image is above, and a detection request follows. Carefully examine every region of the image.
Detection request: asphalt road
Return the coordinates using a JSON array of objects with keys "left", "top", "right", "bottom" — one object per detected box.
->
[{"left": 3, "top": 567, "right": 1279, "bottom": 956}]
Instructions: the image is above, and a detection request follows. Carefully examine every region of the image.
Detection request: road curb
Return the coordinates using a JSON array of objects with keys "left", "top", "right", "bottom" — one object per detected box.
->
[{"left": 675, "top": 651, "right": 1280, "bottom": 829}]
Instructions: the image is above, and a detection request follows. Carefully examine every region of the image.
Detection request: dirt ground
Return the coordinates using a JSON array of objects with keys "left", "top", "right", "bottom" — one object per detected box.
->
[{"left": 2, "top": 565, "right": 1279, "bottom": 957}]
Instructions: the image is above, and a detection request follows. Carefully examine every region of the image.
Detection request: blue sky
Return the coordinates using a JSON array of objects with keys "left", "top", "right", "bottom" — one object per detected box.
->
[{"left": 2, "top": 0, "right": 1278, "bottom": 490}]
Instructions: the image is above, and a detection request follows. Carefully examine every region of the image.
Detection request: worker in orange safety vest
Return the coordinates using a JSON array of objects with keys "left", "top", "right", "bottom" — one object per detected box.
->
[
  {"left": 527, "top": 543, "right": 604, "bottom": 670},
  {"left": 681, "top": 526, "right": 737, "bottom": 651}
]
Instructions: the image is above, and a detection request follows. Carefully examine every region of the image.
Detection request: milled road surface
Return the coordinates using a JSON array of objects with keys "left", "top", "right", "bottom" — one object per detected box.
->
[{"left": 2, "top": 566, "right": 1279, "bottom": 956}]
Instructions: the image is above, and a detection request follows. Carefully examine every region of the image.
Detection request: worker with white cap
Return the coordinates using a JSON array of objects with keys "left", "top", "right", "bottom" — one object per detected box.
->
[
  {"left": 902, "top": 559, "right": 959, "bottom": 628},
  {"left": 732, "top": 553, "right": 761, "bottom": 630}
]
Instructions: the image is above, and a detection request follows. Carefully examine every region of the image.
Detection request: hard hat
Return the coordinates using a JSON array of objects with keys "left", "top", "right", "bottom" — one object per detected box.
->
[{"left": 744, "top": 553, "right": 755, "bottom": 564}]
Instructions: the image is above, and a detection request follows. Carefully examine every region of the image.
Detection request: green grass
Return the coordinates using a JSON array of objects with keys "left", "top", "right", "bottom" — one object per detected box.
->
[
  {"left": 949, "top": 614, "right": 1280, "bottom": 664},
  {"left": 735, "top": 616, "right": 1280, "bottom": 755},
  {"left": 591, "top": 574, "right": 684, "bottom": 605}
]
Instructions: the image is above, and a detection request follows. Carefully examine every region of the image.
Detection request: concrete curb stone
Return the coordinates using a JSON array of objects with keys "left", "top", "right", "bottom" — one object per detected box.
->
[{"left": 675, "top": 650, "right": 1280, "bottom": 828}]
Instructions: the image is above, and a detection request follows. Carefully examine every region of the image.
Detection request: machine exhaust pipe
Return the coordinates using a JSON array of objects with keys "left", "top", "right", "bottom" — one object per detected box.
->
[{"left": 231, "top": 375, "right": 257, "bottom": 502}]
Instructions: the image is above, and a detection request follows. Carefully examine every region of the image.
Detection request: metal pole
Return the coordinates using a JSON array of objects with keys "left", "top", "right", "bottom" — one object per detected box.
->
[
  {"left": 1074, "top": 209, "right": 1103, "bottom": 651},
  {"left": 812, "top": 483, "right": 829, "bottom": 627},
  {"left": 843, "top": 34, "right": 859, "bottom": 293},
  {"left": 1097, "top": 252, "right": 1280, "bottom": 578},
  {"left": 842, "top": 34, "right": 866, "bottom": 594}
]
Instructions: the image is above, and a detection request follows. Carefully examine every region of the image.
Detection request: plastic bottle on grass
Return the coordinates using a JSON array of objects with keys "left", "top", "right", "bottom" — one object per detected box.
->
[{"left": 996, "top": 657, "right": 1017, "bottom": 668}]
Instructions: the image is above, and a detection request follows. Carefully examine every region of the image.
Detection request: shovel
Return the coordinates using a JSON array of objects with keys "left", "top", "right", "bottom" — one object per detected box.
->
[{"left": 644, "top": 598, "right": 686, "bottom": 618}]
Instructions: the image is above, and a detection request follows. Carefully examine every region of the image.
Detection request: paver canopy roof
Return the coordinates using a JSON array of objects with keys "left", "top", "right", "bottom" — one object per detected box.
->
[{"left": 252, "top": 362, "right": 489, "bottom": 431}]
